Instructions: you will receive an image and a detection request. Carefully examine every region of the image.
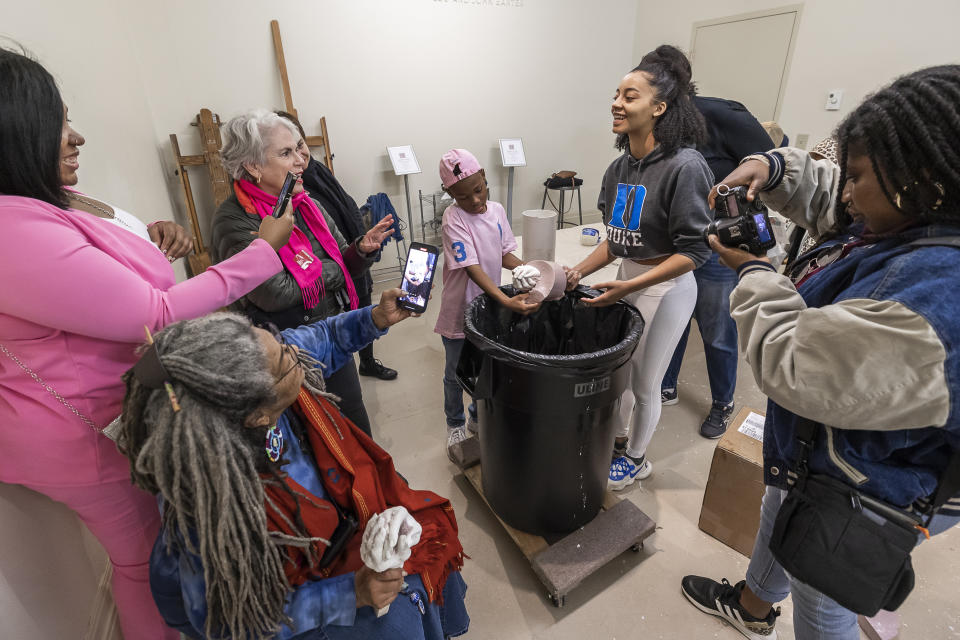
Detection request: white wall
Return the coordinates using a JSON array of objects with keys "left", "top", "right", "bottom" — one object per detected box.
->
[
  {"left": 127, "top": 0, "right": 638, "bottom": 242},
  {"left": 0, "top": 484, "right": 108, "bottom": 638},
  {"left": 633, "top": 0, "right": 960, "bottom": 155}
]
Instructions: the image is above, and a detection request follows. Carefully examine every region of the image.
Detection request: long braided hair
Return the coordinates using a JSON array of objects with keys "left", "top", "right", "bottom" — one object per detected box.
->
[
  {"left": 118, "top": 312, "right": 335, "bottom": 639},
  {"left": 616, "top": 44, "right": 707, "bottom": 155},
  {"left": 836, "top": 65, "right": 960, "bottom": 225}
]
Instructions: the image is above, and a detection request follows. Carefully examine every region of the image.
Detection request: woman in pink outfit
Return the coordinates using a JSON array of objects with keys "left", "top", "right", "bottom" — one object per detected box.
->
[{"left": 0, "top": 47, "right": 294, "bottom": 640}]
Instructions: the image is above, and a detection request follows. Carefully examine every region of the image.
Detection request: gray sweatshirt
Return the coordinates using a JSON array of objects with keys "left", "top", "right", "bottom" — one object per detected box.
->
[{"left": 597, "top": 146, "right": 714, "bottom": 267}]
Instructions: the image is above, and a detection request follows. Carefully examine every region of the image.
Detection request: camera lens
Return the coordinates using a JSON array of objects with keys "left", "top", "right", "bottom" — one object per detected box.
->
[{"left": 703, "top": 220, "right": 720, "bottom": 246}]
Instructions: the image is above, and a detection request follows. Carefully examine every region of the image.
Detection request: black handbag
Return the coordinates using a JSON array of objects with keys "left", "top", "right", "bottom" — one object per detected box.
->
[
  {"left": 544, "top": 170, "right": 583, "bottom": 189},
  {"left": 768, "top": 417, "right": 960, "bottom": 616}
]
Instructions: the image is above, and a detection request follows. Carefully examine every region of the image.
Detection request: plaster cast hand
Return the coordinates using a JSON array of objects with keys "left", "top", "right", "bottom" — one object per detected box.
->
[
  {"left": 360, "top": 506, "right": 422, "bottom": 573},
  {"left": 511, "top": 265, "right": 541, "bottom": 292}
]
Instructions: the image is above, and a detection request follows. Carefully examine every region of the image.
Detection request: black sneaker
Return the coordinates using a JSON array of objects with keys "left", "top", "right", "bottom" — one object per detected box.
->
[
  {"left": 358, "top": 358, "right": 398, "bottom": 381},
  {"left": 661, "top": 387, "right": 679, "bottom": 405},
  {"left": 700, "top": 402, "right": 735, "bottom": 439},
  {"left": 681, "top": 576, "right": 779, "bottom": 639}
]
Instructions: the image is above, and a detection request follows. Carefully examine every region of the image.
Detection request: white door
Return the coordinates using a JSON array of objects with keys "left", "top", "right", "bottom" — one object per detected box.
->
[{"left": 690, "top": 6, "right": 801, "bottom": 122}]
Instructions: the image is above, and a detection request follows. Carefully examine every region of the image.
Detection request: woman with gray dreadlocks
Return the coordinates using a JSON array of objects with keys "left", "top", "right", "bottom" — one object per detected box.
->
[
  {"left": 681, "top": 65, "right": 960, "bottom": 639},
  {"left": 117, "top": 288, "right": 468, "bottom": 640}
]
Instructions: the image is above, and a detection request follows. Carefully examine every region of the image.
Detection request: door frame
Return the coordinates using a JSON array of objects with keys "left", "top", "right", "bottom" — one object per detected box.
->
[{"left": 690, "top": 4, "right": 803, "bottom": 121}]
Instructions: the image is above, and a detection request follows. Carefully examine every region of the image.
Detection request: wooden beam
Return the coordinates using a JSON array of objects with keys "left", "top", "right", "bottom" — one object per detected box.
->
[
  {"left": 196, "top": 109, "right": 232, "bottom": 207},
  {"left": 169, "top": 133, "right": 205, "bottom": 251},
  {"left": 270, "top": 19, "right": 297, "bottom": 117},
  {"left": 319, "top": 115, "right": 334, "bottom": 174}
]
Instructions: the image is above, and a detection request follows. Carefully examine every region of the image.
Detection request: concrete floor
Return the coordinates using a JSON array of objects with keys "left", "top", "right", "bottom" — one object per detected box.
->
[{"left": 361, "top": 227, "right": 959, "bottom": 640}]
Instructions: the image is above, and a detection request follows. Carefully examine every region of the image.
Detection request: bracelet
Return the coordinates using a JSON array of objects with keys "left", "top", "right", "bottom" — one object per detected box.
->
[{"left": 740, "top": 153, "right": 770, "bottom": 168}]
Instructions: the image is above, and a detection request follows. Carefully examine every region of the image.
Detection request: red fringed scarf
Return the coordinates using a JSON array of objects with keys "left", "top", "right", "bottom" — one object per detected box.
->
[{"left": 264, "top": 390, "right": 464, "bottom": 603}]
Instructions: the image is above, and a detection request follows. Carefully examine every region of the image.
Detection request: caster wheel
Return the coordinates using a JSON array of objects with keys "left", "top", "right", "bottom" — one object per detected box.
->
[
  {"left": 549, "top": 594, "right": 566, "bottom": 608},
  {"left": 630, "top": 543, "right": 642, "bottom": 552}
]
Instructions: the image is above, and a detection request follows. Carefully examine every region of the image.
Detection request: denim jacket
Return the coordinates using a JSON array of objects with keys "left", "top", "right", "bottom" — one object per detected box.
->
[{"left": 731, "top": 148, "right": 960, "bottom": 510}]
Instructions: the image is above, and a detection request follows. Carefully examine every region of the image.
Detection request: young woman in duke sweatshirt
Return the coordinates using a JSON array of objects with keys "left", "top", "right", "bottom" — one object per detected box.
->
[{"left": 567, "top": 45, "right": 714, "bottom": 490}]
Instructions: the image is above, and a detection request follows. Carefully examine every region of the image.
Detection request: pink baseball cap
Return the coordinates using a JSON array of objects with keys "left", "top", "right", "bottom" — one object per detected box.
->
[{"left": 439, "top": 149, "right": 482, "bottom": 189}]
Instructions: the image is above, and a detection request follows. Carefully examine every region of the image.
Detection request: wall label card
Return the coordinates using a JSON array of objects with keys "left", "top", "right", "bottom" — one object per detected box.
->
[{"left": 387, "top": 145, "right": 422, "bottom": 176}]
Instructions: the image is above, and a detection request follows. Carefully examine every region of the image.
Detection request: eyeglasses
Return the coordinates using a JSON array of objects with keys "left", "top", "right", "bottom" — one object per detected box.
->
[{"left": 262, "top": 323, "right": 301, "bottom": 384}]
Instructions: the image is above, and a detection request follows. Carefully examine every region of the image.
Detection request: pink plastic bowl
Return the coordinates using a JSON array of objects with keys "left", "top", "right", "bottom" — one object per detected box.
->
[{"left": 524, "top": 260, "right": 567, "bottom": 303}]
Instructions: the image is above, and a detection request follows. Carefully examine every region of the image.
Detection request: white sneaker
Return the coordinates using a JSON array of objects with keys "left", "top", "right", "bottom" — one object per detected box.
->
[
  {"left": 446, "top": 426, "right": 468, "bottom": 462},
  {"left": 466, "top": 415, "right": 479, "bottom": 435},
  {"left": 608, "top": 455, "right": 653, "bottom": 490}
]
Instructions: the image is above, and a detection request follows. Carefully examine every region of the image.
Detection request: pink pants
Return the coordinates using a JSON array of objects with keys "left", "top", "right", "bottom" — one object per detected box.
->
[{"left": 23, "top": 478, "right": 179, "bottom": 640}]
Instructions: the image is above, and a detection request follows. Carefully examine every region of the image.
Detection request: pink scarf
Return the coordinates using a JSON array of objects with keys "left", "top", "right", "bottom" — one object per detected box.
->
[{"left": 234, "top": 179, "right": 358, "bottom": 310}]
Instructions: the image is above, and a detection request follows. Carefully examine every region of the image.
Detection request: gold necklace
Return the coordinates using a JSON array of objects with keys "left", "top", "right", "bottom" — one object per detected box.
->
[{"left": 69, "top": 193, "right": 133, "bottom": 228}]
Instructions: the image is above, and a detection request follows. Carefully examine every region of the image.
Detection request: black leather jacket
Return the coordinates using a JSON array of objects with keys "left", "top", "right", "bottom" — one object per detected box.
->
[{"left": 211, "top": 193, "right": 372, "bottom": 330}]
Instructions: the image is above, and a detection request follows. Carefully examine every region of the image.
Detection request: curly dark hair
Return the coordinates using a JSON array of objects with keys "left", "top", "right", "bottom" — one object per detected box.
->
[
  {"left": 836, "top": 65, "right": 960, "bottom": 224},
  {"left": 0, "top": 46, "right": 68, "bottom": 208},
  {"left": 616, "top": 44, "right": 707, "bottom": 156}
]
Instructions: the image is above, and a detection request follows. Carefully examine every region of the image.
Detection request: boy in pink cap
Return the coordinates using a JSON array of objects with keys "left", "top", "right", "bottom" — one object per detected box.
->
[{"left": 434, "top": 148, "right": 539, "bottom": 455}]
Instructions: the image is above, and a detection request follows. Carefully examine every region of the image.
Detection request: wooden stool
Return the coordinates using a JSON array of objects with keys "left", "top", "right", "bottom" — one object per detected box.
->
[{"left": 541, "top": 184, "right": 583, "bottom": 229}]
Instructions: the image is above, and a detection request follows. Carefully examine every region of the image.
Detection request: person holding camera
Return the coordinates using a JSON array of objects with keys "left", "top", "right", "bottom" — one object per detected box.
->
[
  {"left": 681, "top": 65, "right": 960, "bottom": 640},
  {"left": 566, "top": 45, "right": 714, "bottom": 490}
]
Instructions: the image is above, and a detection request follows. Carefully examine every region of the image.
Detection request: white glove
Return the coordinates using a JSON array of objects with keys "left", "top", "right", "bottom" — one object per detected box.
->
[
  {"left": 360, "top": 506, "right": 422, "bottom": 573},
  {"left": 511, "top": 265, "right": 541, "bottom": 292}
]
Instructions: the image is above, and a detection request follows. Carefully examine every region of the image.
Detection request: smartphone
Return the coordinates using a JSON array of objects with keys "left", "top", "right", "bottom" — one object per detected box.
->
[
  {"left": 399, "top": 242, "right": 439, "bottom": 313},
  {"left": 271, "top": 172, "right": 298, "bottom": 217}
]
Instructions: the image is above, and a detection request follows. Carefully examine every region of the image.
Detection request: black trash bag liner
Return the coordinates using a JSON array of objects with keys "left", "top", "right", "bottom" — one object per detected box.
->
[{"left": 462, "top": 285, "right": 644, "bottom": 373}]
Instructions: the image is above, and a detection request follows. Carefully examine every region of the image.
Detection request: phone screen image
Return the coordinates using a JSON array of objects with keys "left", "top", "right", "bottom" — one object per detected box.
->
[
  {"left": 400, "top": 244, "right": 439, "bottom": 312},
  {"left": 753, "top": 213, "right": 772, "bottom": 243}
]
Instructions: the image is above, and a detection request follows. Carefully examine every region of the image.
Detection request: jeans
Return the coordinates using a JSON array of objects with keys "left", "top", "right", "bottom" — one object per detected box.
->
[
  {"left": 747, "top": 485, "right": 960, "bottom": 640},
  {"left": 661, "top": 253, "right": 739, "bottom": 406},
  {"left": 441, "top": 337, "right": 476, "bottom": 429}
]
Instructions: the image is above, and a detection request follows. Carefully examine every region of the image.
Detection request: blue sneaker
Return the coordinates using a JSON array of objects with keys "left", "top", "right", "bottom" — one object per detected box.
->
[{"left": 608, "top": 455, "right": 653, "bottom": 490}]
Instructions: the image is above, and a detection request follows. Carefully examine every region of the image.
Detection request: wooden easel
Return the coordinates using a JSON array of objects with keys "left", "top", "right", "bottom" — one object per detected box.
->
[
  {"left": 271, "top": 19, "right": 334, "bottom": 173},
  {"left": 169, "top": 109, "right": 230, "bottom": 277}
]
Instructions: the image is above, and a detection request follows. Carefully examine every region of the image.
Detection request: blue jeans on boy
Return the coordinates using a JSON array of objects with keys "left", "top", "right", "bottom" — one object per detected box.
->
[
  {"left": 661, "top": 253, "right": 738, "bottom": 405},
  {"left": 747, "top": 485, "right": 959, "bottom": 639},
  {"left": 442, "top": 337, "right": 476, "bottom": 428}
]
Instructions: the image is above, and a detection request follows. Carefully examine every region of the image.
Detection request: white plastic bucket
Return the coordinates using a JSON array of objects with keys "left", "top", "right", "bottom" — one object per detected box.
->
[{"left": 521, "top": 209, "right": 557, "bottom": 262}]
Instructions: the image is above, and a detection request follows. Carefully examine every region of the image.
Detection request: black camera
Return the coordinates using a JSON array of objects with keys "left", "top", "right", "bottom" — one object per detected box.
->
[{"left": 703, "top": 185, "right": 777, "bottom": 255}]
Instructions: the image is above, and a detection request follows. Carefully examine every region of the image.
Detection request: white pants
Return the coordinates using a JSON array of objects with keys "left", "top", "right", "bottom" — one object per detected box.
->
[{"left": 616, "top": 261, "right": 697, "bottom": 460}]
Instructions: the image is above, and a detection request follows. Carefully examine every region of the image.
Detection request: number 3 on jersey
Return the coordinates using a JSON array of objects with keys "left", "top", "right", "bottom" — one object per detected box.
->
[{"left": 452, "top": 241, "right": 467, "bottom": 263}]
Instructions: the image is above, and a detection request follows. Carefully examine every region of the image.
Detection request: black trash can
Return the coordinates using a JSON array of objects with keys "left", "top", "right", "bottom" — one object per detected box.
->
[{"left": 457, "top": 286, "right": 644, "bottom": 535}]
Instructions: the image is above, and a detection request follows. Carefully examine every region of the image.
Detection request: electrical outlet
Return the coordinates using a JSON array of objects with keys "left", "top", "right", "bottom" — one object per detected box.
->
[
  {"left": 826, "top": 89, "right": 843, "bottom": 111},
  {"left": 796, "top": 134, "right": 809, "bottom": 149}
]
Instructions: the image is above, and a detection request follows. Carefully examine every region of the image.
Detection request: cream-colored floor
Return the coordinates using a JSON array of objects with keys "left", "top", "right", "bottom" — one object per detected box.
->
[{"left": 362, "top": 223, "right": 959, "bottom": 640}]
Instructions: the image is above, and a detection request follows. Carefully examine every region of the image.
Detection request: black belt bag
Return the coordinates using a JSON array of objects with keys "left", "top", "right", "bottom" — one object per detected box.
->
[
  {"left": 768, "top": 418, "right": 960, "bottom": 616},
  {"left": 769, "top": 472, "right": 919, "bottom": 616}
]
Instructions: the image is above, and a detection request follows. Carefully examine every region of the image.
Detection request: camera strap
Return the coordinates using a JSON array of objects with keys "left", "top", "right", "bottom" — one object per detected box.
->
[{"left": 791, "top": 416, "right": 960, "bottom": 525}]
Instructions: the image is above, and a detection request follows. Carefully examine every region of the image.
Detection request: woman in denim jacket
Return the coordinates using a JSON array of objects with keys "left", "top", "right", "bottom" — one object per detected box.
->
[{"left": 681, "top": 65, "right": 960, "bottom": 639}]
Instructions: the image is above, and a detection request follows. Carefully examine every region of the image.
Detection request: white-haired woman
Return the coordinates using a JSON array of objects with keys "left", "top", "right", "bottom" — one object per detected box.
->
[{"left": 212, "top": 110, "right": 395, "bottom": 436}]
